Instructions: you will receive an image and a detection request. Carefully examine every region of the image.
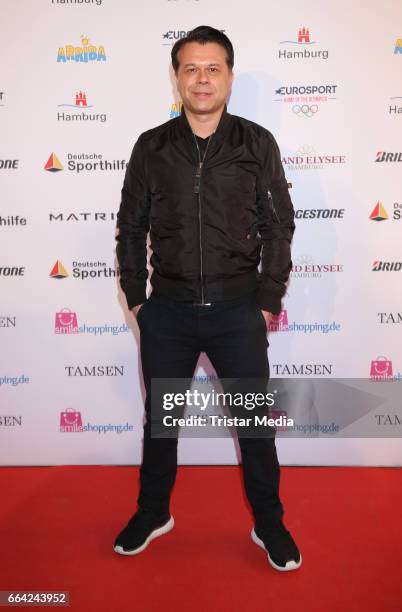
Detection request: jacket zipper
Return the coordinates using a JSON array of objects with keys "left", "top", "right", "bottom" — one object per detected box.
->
[
  {"left": 193, "top": 133, "right": 213, "bottom": 304},
  {"left": 267, "top": 189, "right": 280, "bottom": 223}
]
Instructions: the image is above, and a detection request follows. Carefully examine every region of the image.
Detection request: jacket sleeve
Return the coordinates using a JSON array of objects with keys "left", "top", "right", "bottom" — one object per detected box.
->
[
  {"left": 116, "top": 135, "right": 151, "bottom": 310},
  {"left": 255, "top": 132, "right": 295, "bottom": 315}
]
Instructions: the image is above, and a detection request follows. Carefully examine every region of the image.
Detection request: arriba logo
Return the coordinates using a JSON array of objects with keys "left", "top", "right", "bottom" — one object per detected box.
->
[
  {"left": 274, "top": 84, "right": 337, "bottom": 118},
  {"left": 170, "top": 102, "right": 182, "bottom": 118},
  {"left": 372, "top": 261, "right": 402, "bottom": 271},
  {"left": 375, "top": 151, "right": 402, "bottom": 162},
  {"left": 57, "top": 35, "right": 106, "bottom": 62},
  {"left": 282, "top": 145, "right": 345, "bottom": 171},
  {"left": 278, "top": 27, "right": 329, "bottom": 60},
  {"left": 370, "top": 202, "right": 388, "bottom": 221},
  {"left": 57, "top": 91, "right": 107, "bottom": 123},
  {"left": 50, "top": 260, "right": 68, "bottom": 279}
]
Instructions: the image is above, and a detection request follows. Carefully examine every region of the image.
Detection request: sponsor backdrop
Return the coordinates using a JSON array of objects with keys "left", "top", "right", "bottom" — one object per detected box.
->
[{"left": 1, "top": 0, "right": 401, "bottom": 466}]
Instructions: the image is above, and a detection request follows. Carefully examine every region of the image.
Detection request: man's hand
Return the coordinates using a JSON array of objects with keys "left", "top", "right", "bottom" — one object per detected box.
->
[
  {"left": 132, "top": 304, "right": 143, "bottom": 318},
  {"left": 261, "top": 310, "right": 273, "bottom": 326}
]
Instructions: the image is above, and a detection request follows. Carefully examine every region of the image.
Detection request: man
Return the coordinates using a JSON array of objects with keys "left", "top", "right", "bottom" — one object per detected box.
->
[{"left": 114, "top": 26, "right": 301, "bottom": 571}]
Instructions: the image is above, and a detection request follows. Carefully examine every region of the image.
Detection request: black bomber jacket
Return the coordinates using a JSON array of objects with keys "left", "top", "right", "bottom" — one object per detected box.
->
[{"left": 116, "top": 105, "right": 295, "bottom": 314}]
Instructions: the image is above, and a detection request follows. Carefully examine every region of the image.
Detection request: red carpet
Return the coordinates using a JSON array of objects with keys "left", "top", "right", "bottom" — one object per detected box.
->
[{"left": 1, "top": 466, "right": 401, "bottom": 612}]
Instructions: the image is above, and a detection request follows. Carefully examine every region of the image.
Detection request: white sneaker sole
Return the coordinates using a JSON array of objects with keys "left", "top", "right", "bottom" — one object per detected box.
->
[
  {"left": 251, "top": 528, "right": 302, "bottom": 572},
  {"left": 114, "top": 516, "right": 175, "bottom": 556}
]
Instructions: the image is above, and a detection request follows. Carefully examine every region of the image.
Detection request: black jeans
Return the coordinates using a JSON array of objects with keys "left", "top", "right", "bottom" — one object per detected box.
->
[{"left": 136, "top": 290, "right": 284, "bottom": 528}]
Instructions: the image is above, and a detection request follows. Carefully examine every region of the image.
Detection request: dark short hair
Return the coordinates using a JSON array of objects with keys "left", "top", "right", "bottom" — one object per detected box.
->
[{"left": 171, "top": 25, "right": 234, "bottom": 73}]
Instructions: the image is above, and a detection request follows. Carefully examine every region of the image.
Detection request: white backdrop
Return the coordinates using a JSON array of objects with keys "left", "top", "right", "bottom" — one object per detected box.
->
[{"left": 1, "top": 0, "right": 401, "bottom": 466}]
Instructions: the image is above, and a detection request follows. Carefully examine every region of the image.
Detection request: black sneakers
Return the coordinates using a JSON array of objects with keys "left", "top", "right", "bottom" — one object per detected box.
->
[
  {"left": 114, "top": 509, "right": 174, "bottom": 555},
  {"left": 251, "top": 522, "right": 302, "bottom": 571}
]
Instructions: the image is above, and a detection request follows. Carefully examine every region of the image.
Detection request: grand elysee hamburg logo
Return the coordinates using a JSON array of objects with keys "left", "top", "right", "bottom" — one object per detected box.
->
[
  {"left": 57, "top": 35, "right": 106, "bottom": 63},
  {"left": 278, "top": 27, "right": 329, "bottom": 60}
]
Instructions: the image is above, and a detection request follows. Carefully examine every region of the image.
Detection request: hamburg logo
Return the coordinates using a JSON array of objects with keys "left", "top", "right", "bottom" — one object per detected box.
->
[
  {"left": 50, "top": 260, "right": 68, "bottom": 279},
  {"left": 58, "top": 91, "right": 93, "bottom": 109},
  {"left": 370, "top": 202, "right": 388, "bottom": 221},
  {"left": 280, "top": 27, "right": 316, "bottom": 45},
  {"left": 57, "top": 36, "right": 106, "bottom": 63},
  {"left": 394, "top": 39, "right": 402, "bottom": 54},
  {"left": 44, "top": 153, "right": 63, "bottom": 172}
]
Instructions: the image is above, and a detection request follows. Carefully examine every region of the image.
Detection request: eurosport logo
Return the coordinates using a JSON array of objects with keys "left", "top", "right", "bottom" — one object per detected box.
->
[
  {"left": 57, "top": 35, "right": 106, "bottom": 62},
  {"left": 278, "top": 27, "right": 329, "bottom": 60},
  {"left": 268, "top": 310, "right": 341, "bottom": 334},
  {"left": 375, "top": 152, "right": 402, "bottom": 162},
  {"left": 0, "top": 215, "right": 27, "bottom": 227},
  {"left": 162, "top": 29, "right": 226, "bottom": 46},
  {"left": 370, "top": 202, "right": 402, "bottom": 221},
  {"left": 48, "top": 211, "right": 116, "bottom": 222},
  {"left": 44, "top": 152, "right": 126, "bottom": 173},
  {"left": 389, "top": 96, "right": 402, "bottom": 115},
  {"left": 49, "top": 259, "right": 118, "bottom": 280},
  {"left": 54, "top": 309, "right": 130, "bottom": 335},
  {"left": 295, "top": 208, "right": 345, "bottom": 220},
  {"left": 274, "top": 84, "right": 337, "bottom": 117},
  {"left": 60, "top": 409, "right": 134, "bottom": 434},
  {"left": 290, "top": 255, "right": 343, "bottom": 279},
  {"left": 372, "top": 261, "right": 402, "bottom": 272},
  {"left": 282, "top": 145, "right": 346, "bottom": 170},
  {"left": 57, "top": 91, "right": 107, "bottom": 123}
]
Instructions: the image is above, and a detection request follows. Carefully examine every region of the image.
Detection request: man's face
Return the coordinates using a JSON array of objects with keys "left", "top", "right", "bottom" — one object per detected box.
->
[{"left": 174, "top": 42, "right": 233, "bottom": 115}]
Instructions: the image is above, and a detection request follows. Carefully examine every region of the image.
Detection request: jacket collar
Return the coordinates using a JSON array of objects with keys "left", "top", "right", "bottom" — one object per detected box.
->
[{"left": 176, "top": 103, "right": 231, "bottom": 146}]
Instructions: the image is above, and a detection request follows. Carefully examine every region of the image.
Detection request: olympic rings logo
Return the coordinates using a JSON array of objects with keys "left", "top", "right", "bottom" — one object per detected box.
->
[{"left": 292, "top": 104, "right": 319, "bottom": 117}]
